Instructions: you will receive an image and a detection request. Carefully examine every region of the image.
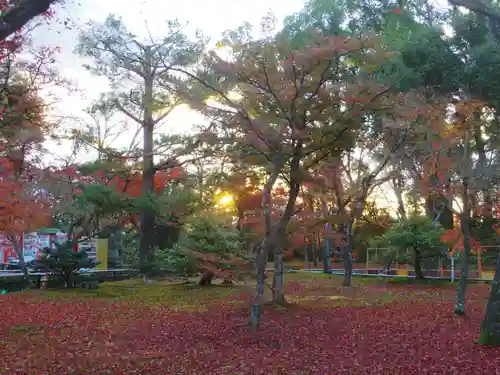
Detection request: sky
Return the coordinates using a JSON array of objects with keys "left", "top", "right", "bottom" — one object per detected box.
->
[
  {"left": 26, "top": 0, "right": 405, "bottom": 212},
  {"left": 28, "top": 0, "right": 307, "bottom": 164}
]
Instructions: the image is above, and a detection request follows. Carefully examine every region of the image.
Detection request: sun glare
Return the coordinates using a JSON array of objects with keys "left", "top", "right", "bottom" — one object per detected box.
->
[{"left": 218, "top": 194, "right": 234, "bottom": 207}]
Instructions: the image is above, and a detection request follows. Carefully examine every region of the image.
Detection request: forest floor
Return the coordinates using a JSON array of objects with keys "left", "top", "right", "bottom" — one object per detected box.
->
[{"left": 1, "top": 273, "right": 499, "bottom": 374}]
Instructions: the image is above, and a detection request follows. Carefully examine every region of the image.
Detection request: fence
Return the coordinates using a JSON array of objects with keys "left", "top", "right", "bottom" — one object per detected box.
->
[
  {"left": 0, "top": 268, "right": 140, "bottom": 293},
  {"left": 366, "top": 246, "right": 500, "bottom": 279}
]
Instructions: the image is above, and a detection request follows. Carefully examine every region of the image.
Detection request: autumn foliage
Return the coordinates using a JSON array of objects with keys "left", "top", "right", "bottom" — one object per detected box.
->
[
  {"left": 1, "top": 277, "right": 500, "bottom": 374},
  {"left": 0, "top": 82, "right": 52, "bottom": 237}
]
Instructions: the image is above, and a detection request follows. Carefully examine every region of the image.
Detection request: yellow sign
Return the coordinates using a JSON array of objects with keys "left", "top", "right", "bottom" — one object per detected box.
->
[
  {"left": 95, "top": 238, "right": 108, "bottom": 270},
  {"left": 482, "top": 271, "right": 495, "bottom": 280}
]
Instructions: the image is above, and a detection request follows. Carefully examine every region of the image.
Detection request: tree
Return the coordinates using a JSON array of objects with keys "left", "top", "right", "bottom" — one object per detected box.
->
[
  {"left": 0, "top": 163, "right": 51, "bottom": 282},
  {"left": 311, "top": 115, "right": 420, "bottom": 286},
  {"left": 175, "top": 212, "right": 244, "bottom": 285},
  {"left": 447, "top": 0, "right": 500, "bottom": 43},
  {"left": 282, "top": 0, "right": 464, "bottom": 233},
  {"left": 0, "top": 0, "right": 56, "bottom": 42},
  {"left": 75, "top": 14, "right": 204, "bottom": 273},
  {"left": 186, "top": 21, "right": 421, "bottom": 327},
  {"left": 0, "top": 77, "right": 54, "bottom": 282},
  {"left": 406, "top": 99, "right": 498, "bottom": 314},
  {"left": 375, "top": 215, "right": 445, "bottom": 279},
  {"left": 479, "top": 192, "right": 500, "bottom": 345},
  {"left": 34, "top": 241, "right": 98, "bottom": 288}
]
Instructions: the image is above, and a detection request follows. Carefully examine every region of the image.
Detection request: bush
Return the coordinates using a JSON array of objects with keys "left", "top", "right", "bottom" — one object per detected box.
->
[
  {"left": 373, "top": 215, "right": 446, "bottom": 278},
  {"left": 34, "top": 242, "right": 99, "bottom": 288},
  {"left": 162, "top": 213, "right": 245, "bottom": 283},
  {"left": 153, "top": 245, "right": 198, "bottom": 277}
]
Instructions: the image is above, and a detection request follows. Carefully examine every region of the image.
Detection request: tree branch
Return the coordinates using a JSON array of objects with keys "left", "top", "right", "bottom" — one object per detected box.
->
[
  {"left": 447, "top": 0, "right": 500, "bottom": 41},
  {"left": 0, "top": 0, "right": 56, "bottom": 42}
]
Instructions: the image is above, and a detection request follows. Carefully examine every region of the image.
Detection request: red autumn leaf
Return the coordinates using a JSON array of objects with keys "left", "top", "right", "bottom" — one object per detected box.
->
[
  {"left": 1, "top": 278, "right": 498, "bottom": 373},
  {"left": 441, "top": 228, "right": 481, "bottom": 255}
]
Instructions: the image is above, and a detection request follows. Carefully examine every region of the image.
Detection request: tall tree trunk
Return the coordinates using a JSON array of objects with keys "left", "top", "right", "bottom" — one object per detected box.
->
[
  {"left": 321, "top": 198, "right": 332, "bottom": 273},
  {"left": 323, "top": 230, "right": 332, "bottom": 273},
  {"left": 139, "top": 76, "right": 156, "bottom": 277},
  {"left": 414, "top": 249, "right": 425, "bottom": 279},
  {"left": 312, "top": 239, "right": 318, "bottom": 268},
  {"left": 479, "top": 254, "right": 500, "bottom": 345},
  {"left": 474, "top": 122, "right": 493, "bottom": 213},
  {"left": 343, "top": 226, "right": 354, "bottom": 286},
  {"left": 455, "top": 178, "right": 471, "bottom": 315},
  {"left": 250, "top": 160, "right": 283, "bottom": 329},
  {"left": 272, "top": 241, "right": 285, "bottom": 304},
  {"left": 272, "top": 176, "right": 300, "bottom": 305},
  {"left": 250, "top": 239, "right": 269, "bottom": 328}
]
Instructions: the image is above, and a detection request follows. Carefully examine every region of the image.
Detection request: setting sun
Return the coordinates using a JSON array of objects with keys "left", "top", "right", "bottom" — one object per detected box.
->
[{"left": 217, "top": 194, "right": 234, "bottom": 207}]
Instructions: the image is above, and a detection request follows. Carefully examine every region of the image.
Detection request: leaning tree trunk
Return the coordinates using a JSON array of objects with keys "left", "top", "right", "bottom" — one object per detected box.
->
[
  {"left": 479, "top": 254, "right": 500, "bottom": 345},
  {"left": 455, "top": 179, "right": 471, "bottom": 315}
]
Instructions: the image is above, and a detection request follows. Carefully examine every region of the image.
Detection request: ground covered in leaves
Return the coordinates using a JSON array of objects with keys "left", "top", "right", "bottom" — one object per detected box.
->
[{"left": 1, "top": 274, "right": 499, "bottom": 374}]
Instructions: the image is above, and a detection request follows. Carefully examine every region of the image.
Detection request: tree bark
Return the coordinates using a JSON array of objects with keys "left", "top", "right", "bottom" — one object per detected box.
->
[
  {"left": 312, "top": 239, "right": 318, "bottom": 268},
  {"left": 249, "top": 160, "right": 283, "bottom": 329},
  {"left": 321, "top": 198, "right": 333, "bottom": 274},
  {"left": 343, "top": 228, "right": 354, "bottom": 286},
  {"left": 9, "top": 233, "right": 31, "bottom": 287},
  {"left": 323, "top": 227, "right": 332, "bottom": 274},
  {"left": 199, "top": 270, "right": 214, "bottom": 286},
  {"left": 479, "top": 254, "right": 500, "bottom": 345},
  {"left": 392, "top": 174, "right": 407, "bottom": 220},
  {"left": 0, "top": 0, "right": 55, "bottom": 42},
  {"left": 272, "top": 172, "right": 301, "bottom": 305},
  {"left": 414, "top": 249, "right": 425, "bottom": 280},
  {"left": 139, "top": 76, "right": 156, "bottom": 277},
  {"left": 474, "top": 122, "right": 493, "bottom": 213},
  {"left": 343, "top": 221, "right": 354, "bottom": 286},
  {"left": 426, "top": 194, "right": 454, "bottom": 230},
  {"left": 250, "top": 239, "right": 269, "bottom": 329},
  {"left": 272, "top": 244, "right": 285, "bottom": 304},
  {"left": 455, "top": 178, "right": 471, "bottom": 315},
  {"left": 447, "top": 0, "right": 500, "bottom": 42}
]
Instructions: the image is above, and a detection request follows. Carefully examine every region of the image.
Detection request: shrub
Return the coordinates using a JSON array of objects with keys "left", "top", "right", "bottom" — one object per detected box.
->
[{"left": 34, "top": 242, "right": 98, "bottom": 288}]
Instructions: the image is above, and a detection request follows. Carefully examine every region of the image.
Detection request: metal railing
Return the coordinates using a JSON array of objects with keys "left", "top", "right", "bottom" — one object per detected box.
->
[{"left": 0, "top": 268, "right": 140, "bottom": 292}]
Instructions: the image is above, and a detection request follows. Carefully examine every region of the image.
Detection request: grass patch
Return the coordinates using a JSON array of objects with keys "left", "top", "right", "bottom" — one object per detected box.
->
[
  {"left": 384, "top": 277, "right": 455, "bottom": 286},
  {"left": 30, "top": 277, "right": 244, "bottom": 311},
  {"left": 8, "top": 324, "right": 45, "bottom": 335},
  {"left": 24, "top": 271, "right": 463, "bottom": 312}
]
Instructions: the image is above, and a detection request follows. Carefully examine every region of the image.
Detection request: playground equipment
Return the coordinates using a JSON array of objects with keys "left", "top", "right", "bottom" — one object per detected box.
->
[{"left": 365, "top": 246, "right": 500, "bottom": 280}]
